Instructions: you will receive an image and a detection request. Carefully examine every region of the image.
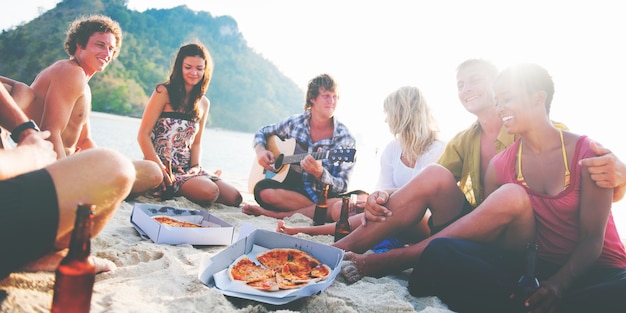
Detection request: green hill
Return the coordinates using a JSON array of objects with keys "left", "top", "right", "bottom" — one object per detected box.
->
[{"left": 0, "top": 0, "right": 303, "bottom": 133}]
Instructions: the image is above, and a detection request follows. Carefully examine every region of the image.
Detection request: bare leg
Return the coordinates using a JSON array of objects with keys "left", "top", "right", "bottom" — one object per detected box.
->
[
  {"left": 334, "top": 165, "right": 466, "bottom": 253},
  {"left": 257, "top": 188, "right": 314, "bottom": 212},
  {"left": 214, "top": 180, "right": 243, "bottom": 206},
  {"left": 340, "top": 183, "right": 536, "bottom": 281},
  {"left": 178, "top": 176, "right": 243, "bottom": 207},
  {"left": 25, "top": 148, "right": 135, "bottom": 273},
  {"left": 179, "top": 176, "right": 220, "bottom": 206},
  {"left": 242, "top": 197, "right": 344, "bottom": 219},
  {"left": 129, "top": 159, "right": 162, "bottom": 195},
  {"left": 276, "top": 213, "right": 365, "bottom": 236},
  {"left": 277, "top": 220, "right": 335, "bottom": 235}
]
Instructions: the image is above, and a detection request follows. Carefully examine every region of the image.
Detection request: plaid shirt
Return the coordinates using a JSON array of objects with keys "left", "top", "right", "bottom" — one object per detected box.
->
[{"left": 252, "top": 110, "right": 356, "bottom": 202}]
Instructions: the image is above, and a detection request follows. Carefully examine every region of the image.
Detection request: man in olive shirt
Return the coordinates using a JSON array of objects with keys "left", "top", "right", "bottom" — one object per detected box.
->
[{"left": 333, "top": 59, "right": 626, "bottom": 281}]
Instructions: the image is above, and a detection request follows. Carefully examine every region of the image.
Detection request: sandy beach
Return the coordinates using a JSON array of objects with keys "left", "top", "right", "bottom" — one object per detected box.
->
[
  {"left": 0, "top": 113, "right": 455, "bottom": 313},
  {"left": 2, "top": 112, "right": 626, "bottom": 312}
]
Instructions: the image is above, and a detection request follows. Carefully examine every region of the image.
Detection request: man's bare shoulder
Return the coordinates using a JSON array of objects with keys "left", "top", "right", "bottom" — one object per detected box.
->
[{"left": 35, "top": 60, "right": 87, "bottom": 85}]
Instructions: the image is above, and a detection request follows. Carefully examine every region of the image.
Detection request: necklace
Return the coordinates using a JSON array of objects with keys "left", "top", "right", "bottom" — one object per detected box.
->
[{"left": 516, "top": 129, "right": 570, "bottom": 189}]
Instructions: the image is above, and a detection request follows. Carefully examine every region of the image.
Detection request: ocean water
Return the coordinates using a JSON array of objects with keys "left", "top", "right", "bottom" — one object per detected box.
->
[
  {"left": 89, "top": 112, "right": 384, "bottom": 200},
  {"left": 90, "top": 112, "right": 626, "bottom": 237}
]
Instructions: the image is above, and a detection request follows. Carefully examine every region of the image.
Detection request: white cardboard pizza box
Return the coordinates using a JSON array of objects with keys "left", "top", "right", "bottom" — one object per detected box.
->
[
  {"left": 130, "top": 203, "right": 234, "bottom": 245},
  {"left": 197, "top": 227, "right": 345, "bottom": 305}
]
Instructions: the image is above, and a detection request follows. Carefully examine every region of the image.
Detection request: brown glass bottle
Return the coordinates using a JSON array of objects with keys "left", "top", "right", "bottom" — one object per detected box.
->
[
  {"left": 312, "top": 184, "right": 330, "bottom": 226},
  {"left": 334, "top": 196, "right": 352, "bottom": 242},
  {"left": 51, "top": 204, "right": 96, "bottom": 313}
]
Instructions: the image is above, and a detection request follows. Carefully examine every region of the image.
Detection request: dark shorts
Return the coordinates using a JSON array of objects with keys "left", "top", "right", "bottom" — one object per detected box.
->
[
  {"left": 427, "top": 197, "right": 474, "bottom": 235},
  {"left": 410, "top": 238, "right": 626, "bottom": 312},
  {"left": 253, "top": 170, "right": 344, "bottom": 211},
  {"left": 0, "top": 169, "right": 58, "bottom": 279}
]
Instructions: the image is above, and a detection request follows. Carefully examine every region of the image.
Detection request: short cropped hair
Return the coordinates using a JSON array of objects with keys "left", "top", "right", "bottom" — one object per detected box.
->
[
  {"left": 456, "top": 59, "right": 499, "bottom": 81},
  {"left": 497, "top": 63, "right": 554, "bottom": 114},
  {"left": 64, "top": 15, "right": 123, "bottom": 58}
]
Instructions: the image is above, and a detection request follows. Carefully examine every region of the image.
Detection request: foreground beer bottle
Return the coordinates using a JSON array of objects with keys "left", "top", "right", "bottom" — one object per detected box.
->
[
  {"left": 515, "top": 243, "right": 540, "bottom": 307},
  {"left": 51, "top": 204, "right": 96, "bottom": 313},
  {"left": 334, "top": 196, "right": 352, "bottom": 242},
  {"left": 312, "top": 184, "right": 330, "bottom": 226}
]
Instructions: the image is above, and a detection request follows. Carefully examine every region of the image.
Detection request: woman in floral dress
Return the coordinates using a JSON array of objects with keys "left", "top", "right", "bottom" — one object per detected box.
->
[{"left": 137, "top": 42, "right": 242, "bottom": 207}]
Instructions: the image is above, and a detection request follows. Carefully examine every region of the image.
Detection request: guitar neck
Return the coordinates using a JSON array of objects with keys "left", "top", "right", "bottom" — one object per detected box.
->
[{"left": 282, "top": 151, "right": 329, "bottom": 165}]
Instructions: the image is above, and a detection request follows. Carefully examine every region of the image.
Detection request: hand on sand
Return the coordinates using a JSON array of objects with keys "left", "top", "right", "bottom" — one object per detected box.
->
[{"left": 341, "top": 252, "right": 365, "bottom": 284}]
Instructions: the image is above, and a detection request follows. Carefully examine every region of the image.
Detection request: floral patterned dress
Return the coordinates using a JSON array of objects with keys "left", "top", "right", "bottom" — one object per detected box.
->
[{"left": 151, "top": 112, "right": 218, "bottom": 194}]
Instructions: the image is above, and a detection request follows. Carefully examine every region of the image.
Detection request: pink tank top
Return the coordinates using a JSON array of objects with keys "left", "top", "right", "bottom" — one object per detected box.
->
[{"left": 493, "top": 135, "right": 626, "bottom": 268}]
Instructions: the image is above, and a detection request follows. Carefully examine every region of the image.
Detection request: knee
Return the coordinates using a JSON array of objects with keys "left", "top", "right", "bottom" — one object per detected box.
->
[
  {"left": 496, "top": 184, "right": 531, "bottom": 213},
  {"left": 411, "top": 164, "right": 457, "bottom": 192},
  {"left": 94, "top": 148, "right": 135, "bottom": 191},
  {"left": 258, "top": 188, "right": 276, "bottom": 203},
  {"left": 138, "top": 160, "right": 163, "bottom": 187},
  {"left": 227, "top": 192, "right": 243, "bottom": 207}
]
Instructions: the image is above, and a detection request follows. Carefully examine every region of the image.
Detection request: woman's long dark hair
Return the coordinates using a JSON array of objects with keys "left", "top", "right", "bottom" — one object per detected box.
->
[{"left": 162, "top": 42, "right": 213, "bottom": 119}]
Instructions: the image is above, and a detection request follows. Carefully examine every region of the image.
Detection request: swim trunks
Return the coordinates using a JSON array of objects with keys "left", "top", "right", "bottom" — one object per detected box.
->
[{"left": 0, "top": 169, "right": 58, "bottom": 279}]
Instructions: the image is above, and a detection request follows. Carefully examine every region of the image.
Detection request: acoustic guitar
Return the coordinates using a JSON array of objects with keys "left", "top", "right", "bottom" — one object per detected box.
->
[{"left": 247, "top": 136, "right": 356, "bottom": 193}]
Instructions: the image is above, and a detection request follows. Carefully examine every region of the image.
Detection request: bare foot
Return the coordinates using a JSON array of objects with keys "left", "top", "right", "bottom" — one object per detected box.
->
[
  {"left": 241, "top": 203, "right": 293, "bottom": 219},
  {"left": 276, "top": 220, "right": 299, "bottom": 235},
  {"left": 241, "top": 203, "right": 265, "bottom": 216},
  {"left": 22, "top": 252, "right": 117, "bottom": 274},
  {"left": 213, "top": 169, "right": 222, "bottom": 177},
  {"left": 91, "top": 256, "right": 117, "bottom": 273}
]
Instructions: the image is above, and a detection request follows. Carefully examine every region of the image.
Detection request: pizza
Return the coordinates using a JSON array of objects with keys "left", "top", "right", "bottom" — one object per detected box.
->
[
  {"left": 227, "top": 255, "right": 277, "bottom": 291},
  {"left": 228, "top": 248, "right": 332, "bottom": 292},
  {"left": 256, "top": 248, "right": 321, "bottom": 272},
  {"left": 152, "top": 215, "right": 203, "bottom": 228}
]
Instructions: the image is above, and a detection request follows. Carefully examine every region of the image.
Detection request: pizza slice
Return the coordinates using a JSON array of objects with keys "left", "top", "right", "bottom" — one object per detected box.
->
[
  {"left": 256, "top": 248, "right": 321, "bottom": 272},
  {"left": 228, "top": 255, "right": 275, "bottom": 283},
  {"left": 275, "top": 270, "right": 309, "bottom": 290},
  {"left": 277, "top": 261, "right": 332, "bottom": 284},
  {"left": 310, "top": 263, "right": 332, "bottom": 282},
  {"left": 246, "top": 277, "right": 279, "bottom": 291},
  {"left": 152, "top": 215, "right": 202, "bottom": 228}
]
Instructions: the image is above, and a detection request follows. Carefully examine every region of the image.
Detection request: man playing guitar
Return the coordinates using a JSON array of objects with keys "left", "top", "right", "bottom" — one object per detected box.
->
[{"left": 243, "top": 73, "right": 356, "bottom": 219}]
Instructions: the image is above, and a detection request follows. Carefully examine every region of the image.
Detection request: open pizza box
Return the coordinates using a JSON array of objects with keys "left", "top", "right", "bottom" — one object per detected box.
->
[
  {"left": 130, "top": 203, "right": 234, "bottom": 245},
  {"left": 198, "top": 226, "right": 345, "bottom": 305}
]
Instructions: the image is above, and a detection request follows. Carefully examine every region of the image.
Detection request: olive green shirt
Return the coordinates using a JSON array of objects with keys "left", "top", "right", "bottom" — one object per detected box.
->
[{"left": 438, "top": 120, "right": 567, "bottom": 208}]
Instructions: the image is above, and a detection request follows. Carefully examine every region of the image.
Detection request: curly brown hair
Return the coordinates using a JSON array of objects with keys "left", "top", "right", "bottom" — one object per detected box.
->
[{"left": 64, "top": 15, "right": 123, "bottom": 58}]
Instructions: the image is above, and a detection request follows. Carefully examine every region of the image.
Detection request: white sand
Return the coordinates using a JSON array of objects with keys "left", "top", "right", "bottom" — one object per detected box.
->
[
  {"left": 0, "top": 196, "right": 453, "bottom": 313},
  {"left": 4, "top": 112, "right": 624, "bottom": 312},
  {"left": 0, "top": 113, "right": 454, "bottom": 313}
]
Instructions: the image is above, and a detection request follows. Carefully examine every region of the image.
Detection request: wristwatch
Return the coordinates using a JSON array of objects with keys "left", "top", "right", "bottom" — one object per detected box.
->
[{"left": 10, "top": 120, "right": 40, "bottom": 142}]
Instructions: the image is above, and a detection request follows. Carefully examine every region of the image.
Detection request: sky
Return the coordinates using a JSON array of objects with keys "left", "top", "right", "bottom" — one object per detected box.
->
[{"left": 2, "top": 0, "right": 625, "bottom": 153}]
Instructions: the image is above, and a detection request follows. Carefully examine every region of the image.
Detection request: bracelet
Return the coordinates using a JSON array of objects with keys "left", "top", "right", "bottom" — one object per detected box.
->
[
  {"left": 190, "top": 163, "right": 201, "bottom": 169},
  {"left": 10, "top": 120, "right": 40, "bottom": 142}
]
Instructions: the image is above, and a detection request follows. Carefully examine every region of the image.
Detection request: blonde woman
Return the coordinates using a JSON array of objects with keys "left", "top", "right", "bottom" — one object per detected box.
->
[{"left": 277, "top": 86, "right": 445, "bottom": 242}]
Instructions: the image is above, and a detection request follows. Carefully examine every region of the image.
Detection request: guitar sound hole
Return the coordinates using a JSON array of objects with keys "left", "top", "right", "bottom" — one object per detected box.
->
[{"left": 274, "top": 154, "right": 284, "bottom": 169}]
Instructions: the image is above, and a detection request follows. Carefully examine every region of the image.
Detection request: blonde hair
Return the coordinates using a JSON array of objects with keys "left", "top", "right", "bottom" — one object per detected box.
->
[{"left": 383, "top": 86, "right": 440, "bottom": 164}]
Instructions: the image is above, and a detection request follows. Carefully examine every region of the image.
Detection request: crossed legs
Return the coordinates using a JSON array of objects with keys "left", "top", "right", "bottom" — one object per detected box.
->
[{"left": 335, "top": 178, "right": 535, "bottom": 281}]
